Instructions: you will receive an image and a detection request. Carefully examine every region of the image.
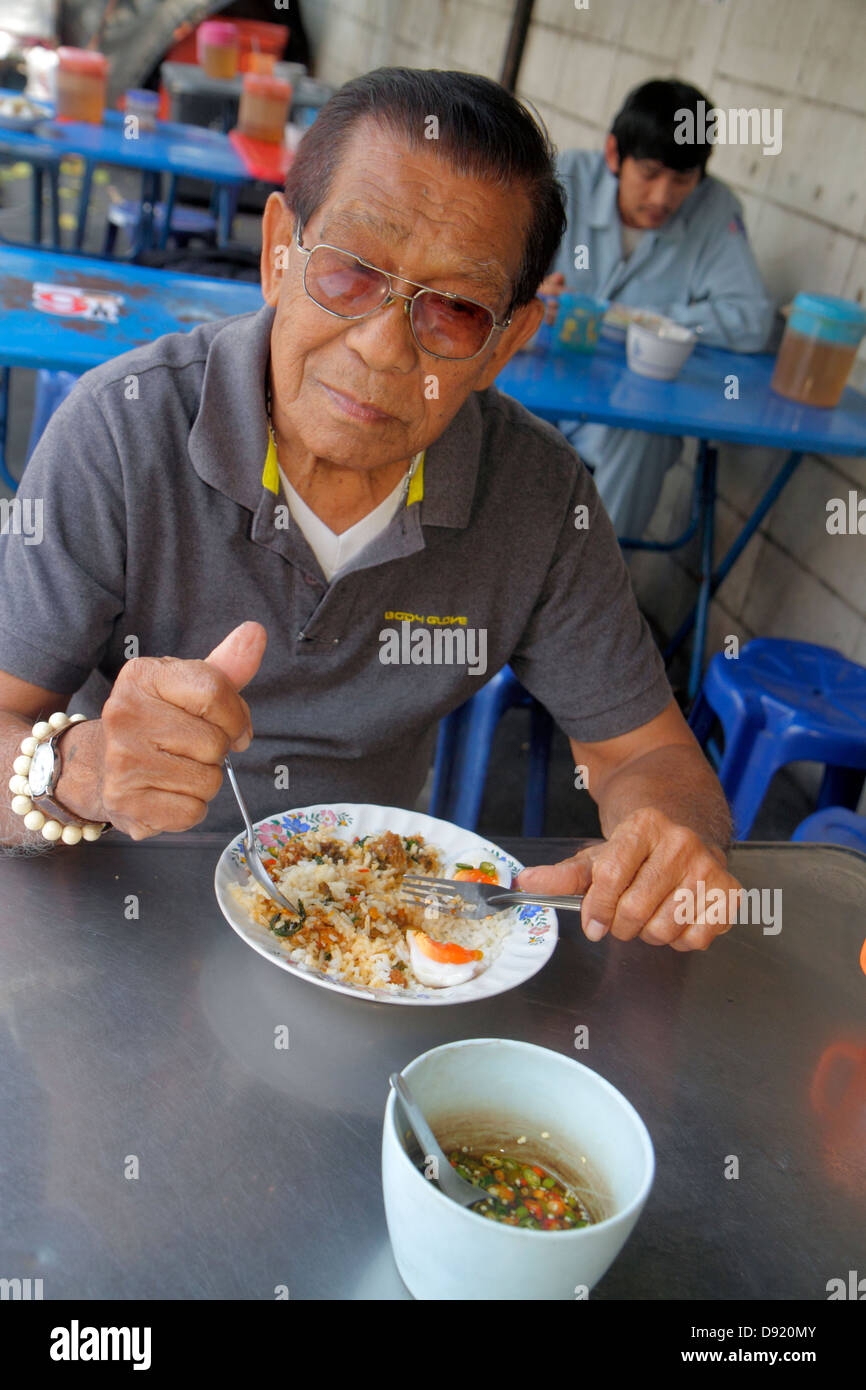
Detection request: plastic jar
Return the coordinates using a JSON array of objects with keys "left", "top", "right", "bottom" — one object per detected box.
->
[
  {"left": 197, "top": 20, "right": 240, "bottom": 80},
  {"left": 771, "top": 293, "right": 866, "bottom": 408},
  {"left": 246, "top": 51, "right": 276, "bottom": 76},
  {"left": 237, "top": 73, "right": 292, "bottom": 143},
  {"left": 124, "top": 88, "right": 159, "bottom": 132},
  {"left": 55, "top": 47, "right": 107, "bottom": 124}
]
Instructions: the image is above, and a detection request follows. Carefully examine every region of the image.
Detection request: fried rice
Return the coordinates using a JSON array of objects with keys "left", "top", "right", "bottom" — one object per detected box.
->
[{"left": 230, "top": 828, "right": 511, "bottom": 994}]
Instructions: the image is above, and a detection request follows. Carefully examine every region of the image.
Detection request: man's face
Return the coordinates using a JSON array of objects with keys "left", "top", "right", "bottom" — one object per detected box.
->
[
  {"left": 260, "top": 120, "right": 543, "bottom": 472},
  {"left": 604, "top": 134, "right": 701, "bottom": 230}
]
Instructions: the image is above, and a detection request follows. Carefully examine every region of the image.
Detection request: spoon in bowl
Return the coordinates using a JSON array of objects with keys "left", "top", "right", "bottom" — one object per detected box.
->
[{"left": 389, "top": 1072, "right": 482, "bottom": 1209}]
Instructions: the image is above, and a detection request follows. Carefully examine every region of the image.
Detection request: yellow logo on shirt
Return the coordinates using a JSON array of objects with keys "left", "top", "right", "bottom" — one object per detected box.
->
[{"left": 384, "top": 612, "right": 467, "bottom": 625}]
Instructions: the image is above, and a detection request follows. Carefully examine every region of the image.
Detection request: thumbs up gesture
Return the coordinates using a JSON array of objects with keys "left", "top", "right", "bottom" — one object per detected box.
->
[{"left": 59, "top": 622, "right": 268, "bottom": 840}]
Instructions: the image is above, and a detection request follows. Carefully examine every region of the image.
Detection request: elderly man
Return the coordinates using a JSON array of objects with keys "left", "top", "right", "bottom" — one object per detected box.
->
[
  {"left": 541, "top": 78, "right": 775, "bottom": 539},
  {"left": 0, "top": 68, "right": 741, "bottom": 950}
]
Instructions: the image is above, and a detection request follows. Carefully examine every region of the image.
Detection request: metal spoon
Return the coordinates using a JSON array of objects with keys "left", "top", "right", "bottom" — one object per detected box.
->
[
  {"left": 389, "top": 1072, "right": 482, "bottom": 1209},
  {"left": 223, "top": 754, "right": 302, "bottom": 915}
]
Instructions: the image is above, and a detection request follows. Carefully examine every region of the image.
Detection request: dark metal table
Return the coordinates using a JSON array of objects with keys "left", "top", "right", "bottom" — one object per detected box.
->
[{"left": 1, "top": 835, "right": 864, "bottom": 1300}]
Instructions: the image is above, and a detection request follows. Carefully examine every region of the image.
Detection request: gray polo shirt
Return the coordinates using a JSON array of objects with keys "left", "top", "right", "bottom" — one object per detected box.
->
[{"left": 0, "top": 303, "right": 672, "bottom": 833}]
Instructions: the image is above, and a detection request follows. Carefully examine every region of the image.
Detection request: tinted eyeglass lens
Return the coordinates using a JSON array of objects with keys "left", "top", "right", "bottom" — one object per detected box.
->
[
  {"left": 412, "top": 291, "right": 493, "bottom": 358},
  {"left": 306, "top": 246, "right": 388, "bottom": 315},
  {"left": 305, "top": 245, "right": 494, "bottom": 358}
]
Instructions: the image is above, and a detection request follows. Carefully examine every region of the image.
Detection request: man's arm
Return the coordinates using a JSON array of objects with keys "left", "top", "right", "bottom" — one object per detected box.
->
[
  {"left": 0, "top": 671, "right": 103, "bottom": 851},
  {"left": 666, "top": 200, "right": 775, "bottom": 352},
  {"left": 517, "top": 699, "right": 743, "bottom": 951},
  {"left": 0, "top": 624, "right": 265, "bottom": 848},
  {"left": 572, "top": 699, "right": 732, "bottom": 853}
]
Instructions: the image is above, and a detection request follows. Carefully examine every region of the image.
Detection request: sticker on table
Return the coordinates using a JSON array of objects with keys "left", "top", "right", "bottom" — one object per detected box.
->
[{"left": 32, "top": 282, "right": 124, "bottom": 323}]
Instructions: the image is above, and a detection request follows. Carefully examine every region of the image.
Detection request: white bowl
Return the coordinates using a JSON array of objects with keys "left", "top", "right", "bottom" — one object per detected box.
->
[
  {"left": 382, "top": 1038, "right": 654, "bottom": 1300},
  {"left": 626, "top": 317, "right": 696, "bottom": 379}
]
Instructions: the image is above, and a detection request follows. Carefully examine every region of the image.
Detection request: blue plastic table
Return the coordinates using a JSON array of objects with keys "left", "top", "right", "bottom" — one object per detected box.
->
[
  {"left": 0, "top": 244, "right": 262, "bottom": 486},
  {"left": 0, "top": 89, "right": 249, "bottom": 253},
  {"left": 497, "top": 338, "right": 866, "bottom": 699}
]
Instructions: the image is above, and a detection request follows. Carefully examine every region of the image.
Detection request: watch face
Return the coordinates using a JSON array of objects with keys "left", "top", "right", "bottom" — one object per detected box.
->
[{"left": 29, "top": 740, "right": 55, "bottom": 797}]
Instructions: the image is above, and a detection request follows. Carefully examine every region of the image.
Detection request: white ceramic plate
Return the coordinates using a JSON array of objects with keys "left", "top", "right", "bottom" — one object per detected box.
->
[{"left": 214, "top": 802, "right": 558, "bottom": 1005}]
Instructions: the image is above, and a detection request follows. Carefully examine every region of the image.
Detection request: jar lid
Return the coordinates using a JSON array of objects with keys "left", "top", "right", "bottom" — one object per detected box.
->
[
  {"left": 242, "top": 73, "right": 292, "bottom": 98},
  {"left": 125, "top": 89, "right": 159, "bottom": 106},
  {"left": 792, "top": 292, "right": 866, "bottom": 326},
  {"left": 57, "top": 47, "right": 108, "bottom": 75},
  {"left": 198, "top": 21, "right": 240, "bottom": 43}
]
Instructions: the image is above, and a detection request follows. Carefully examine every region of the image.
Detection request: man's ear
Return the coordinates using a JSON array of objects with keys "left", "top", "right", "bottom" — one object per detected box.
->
[
  {"left": 604, "top": 132, "right": 620, "bottom": 176},
  {"left": 261, "top": 193, "right": 295, "bottom": 306},
  {"left": 473, "top": 296, "right": 545, "bottom": 390}
]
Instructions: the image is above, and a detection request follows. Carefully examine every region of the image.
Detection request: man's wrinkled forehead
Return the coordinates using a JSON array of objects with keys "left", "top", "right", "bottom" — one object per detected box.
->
[{"left": 315, "top": 202, "right": 513, "bottom": 307}]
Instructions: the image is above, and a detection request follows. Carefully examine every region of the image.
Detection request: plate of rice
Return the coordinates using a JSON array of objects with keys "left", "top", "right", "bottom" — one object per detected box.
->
[{"left": 214, "top": 802, "right": 558, "bottom": 1005}]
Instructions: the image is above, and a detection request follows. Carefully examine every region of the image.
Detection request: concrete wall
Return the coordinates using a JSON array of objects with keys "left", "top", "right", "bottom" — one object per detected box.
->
[{"left": 301, "top": 0, "right": 866, "bottom": 725}]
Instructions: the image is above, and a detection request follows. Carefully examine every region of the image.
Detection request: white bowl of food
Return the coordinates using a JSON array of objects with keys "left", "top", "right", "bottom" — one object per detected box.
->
[
  {"left": 382, "top": 1038, "right": 654, "bottom": 1299},
  {"left": 626, "top": 316, "right": 697, "bottom": 379}
]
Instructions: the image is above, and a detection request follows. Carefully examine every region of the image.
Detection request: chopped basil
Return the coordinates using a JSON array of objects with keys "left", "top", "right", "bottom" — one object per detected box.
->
[{"left": 269, "top": 899, "right": 306, "bottom": 937}]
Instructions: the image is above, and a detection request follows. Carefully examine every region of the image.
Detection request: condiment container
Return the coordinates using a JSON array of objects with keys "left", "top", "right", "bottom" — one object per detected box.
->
[
  {"left": 197, "top": 20, "right": 240, "bottom": 80},
  {"left": 124, "top": 88, "right": 159, "bottom": 132},
  {"left": 246, "top": 51, "right": 276, "bottom": 76},
  {"left": 552, "top": 292, "right": 608, "bottom": 355},
  {"left": 55, "top": 47, "right": 107, "bottom": 124},
  {"left": 382, "top": 1038, "right": 655, "bottom": 1301},
  {"left": 771, "top": 293, "right": 866, "bottom": 408},
  {"left": 237, "top": 73, "right": 291, "bottom": 143}
]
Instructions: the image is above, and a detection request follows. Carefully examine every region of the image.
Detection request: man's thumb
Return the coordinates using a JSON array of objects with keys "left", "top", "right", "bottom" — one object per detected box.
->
[
  {"left": 517, "top": 852, "right": 594, "bottom": 895},
  {"left": 204, "top": 621, "right": 268, "bottom": 691}
]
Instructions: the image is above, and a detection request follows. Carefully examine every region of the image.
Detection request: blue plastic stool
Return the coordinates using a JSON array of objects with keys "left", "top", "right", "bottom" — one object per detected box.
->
[
  {"left": 102, "top": 200, "right": 218, "bottom": 256},
  {"left": 25, "top": 369, "right": 81, "bottom": 463},
  {"left": 689, "top": 638, "right": 866, "bottom": 839},
  {"left": 429, "top": 666, "right": 554, "bottom": 835},
  {"left": 791, "top": 806, "right": 866, "bottom": 853}
]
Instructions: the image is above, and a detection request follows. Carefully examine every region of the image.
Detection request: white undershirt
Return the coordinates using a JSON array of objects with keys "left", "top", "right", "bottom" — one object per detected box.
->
[
  {"left": 277, "top": 456, "right": 420, "bottom": 582},
  {"left": 621, "top": 224, "right": 649, "bottom": 260}
]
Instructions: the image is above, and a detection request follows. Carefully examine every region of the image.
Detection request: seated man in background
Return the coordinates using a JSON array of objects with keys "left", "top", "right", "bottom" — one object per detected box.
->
[{"left": 541, "top": 78, "right": 775, "bottom": 540}]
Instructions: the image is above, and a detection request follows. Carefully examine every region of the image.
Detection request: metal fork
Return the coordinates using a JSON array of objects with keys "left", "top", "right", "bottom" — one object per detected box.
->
[
  {"left": 223, "top": 754, "right": 302, "bottom": 914},
  {"left": 400, "top": 872, "right": 583, "bottom": 916}
]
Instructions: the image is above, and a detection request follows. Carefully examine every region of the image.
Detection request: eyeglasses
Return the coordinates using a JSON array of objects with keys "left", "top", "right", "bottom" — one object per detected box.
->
[{"left": 292, "top": 221, "right": 513, "bottom": 361}]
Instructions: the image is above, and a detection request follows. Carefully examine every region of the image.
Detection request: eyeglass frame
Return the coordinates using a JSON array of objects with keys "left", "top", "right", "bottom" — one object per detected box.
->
[{"left": 290, "top": 217, "right": 514, "bottom": 361}]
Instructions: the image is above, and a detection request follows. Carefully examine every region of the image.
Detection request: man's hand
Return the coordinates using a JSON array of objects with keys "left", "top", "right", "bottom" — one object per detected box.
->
[
  {"left": 537, "top": 271, "right": 566, "bottom": 324},
  {"left": 57, "top": 621, "right": 267, "bottom": 840},
  {"left": 516, "top": 806, "right": 742, "bottom": 951}
]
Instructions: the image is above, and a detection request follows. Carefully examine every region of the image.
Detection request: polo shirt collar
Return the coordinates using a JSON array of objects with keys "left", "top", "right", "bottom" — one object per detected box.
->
[
  {"left": 188, "top": 301, "right": 274, "bottom": 511},
  {"left": 589, "top": 164, "right": 621, "bottom": 229},
  {"left": 187, "top": 299, "right": 481, "bottom": 531}
]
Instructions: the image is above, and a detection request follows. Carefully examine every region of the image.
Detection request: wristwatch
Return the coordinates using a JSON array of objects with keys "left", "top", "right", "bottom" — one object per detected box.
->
[{"left": 27, "top": 720, "right": 90, "bottom": 826}]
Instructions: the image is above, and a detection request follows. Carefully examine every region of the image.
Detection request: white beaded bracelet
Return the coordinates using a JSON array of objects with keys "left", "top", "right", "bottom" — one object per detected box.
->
[{"left": 9, "top": 711, "right": 107, "bottom": 845}]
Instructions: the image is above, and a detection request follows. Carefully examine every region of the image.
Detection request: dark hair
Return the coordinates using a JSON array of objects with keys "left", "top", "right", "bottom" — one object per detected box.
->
[
  {"left": 283, "top": 67, "right": 566, "bottom": 314},
  {"left": 611, "top": 78, "right": 713, "bottom": 175}
]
